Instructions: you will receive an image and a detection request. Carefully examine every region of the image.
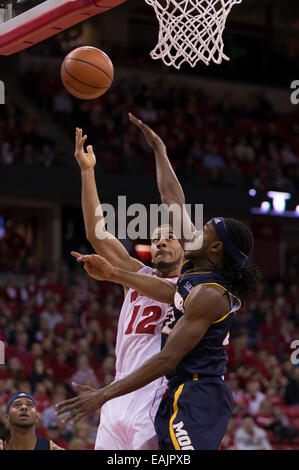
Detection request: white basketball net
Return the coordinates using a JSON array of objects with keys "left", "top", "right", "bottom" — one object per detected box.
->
[{"left": 145, "top": 0, "right": 243, "bottom": 69}]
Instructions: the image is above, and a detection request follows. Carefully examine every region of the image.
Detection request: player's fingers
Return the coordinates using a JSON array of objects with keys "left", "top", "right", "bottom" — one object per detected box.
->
[
  {"left": 55, "top": 397, "right": 79, "bottom": 409},
  {"left": 61, "top": 411, "right": 78, "bottom": 424},
  {"left": 87, "top": 145, "right": 93, "bottom": 155},
  {"left": 72, "top": 383, "right": 93, "bottom": 392},
  {"left": 129, "top": 113, "right": 151, "bottom": 132},
  {"left": 75, "top": 131, "right": 81, "bottom": 154},
  {"left": 55, "top": 398, "right": 78, "bottom": 414},
  {"left": 75, "top": 128, "right": 82, "bottom": 146},
  {"left": 57, "top": 405, "right": 78, "bottom": 419},
  {"left": 70, "top": 411, "right": 86, "bottom": 426},
  {"left": 128, "top": 113, "right": 143, "bottom": 128},
  {"left": 128, "top": 112, "right": 137, "bottom": 122},
  {"left": 74, "top": 254, "right": 93, "bottom": 263},
  {"left": 78, "top": 134, "right": 87, "bottom": 152},
  {"left": 71, "top": 251, "right": 83, "bottom": 259}
]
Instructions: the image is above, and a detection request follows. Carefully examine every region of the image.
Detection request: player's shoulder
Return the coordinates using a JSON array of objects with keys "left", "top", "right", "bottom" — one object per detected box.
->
[
  {"left": 35, "top": 436, "right": 52, "bottom": 450},
  {"left": 137, "top": 265, "right": 155, "bottom": 275},
  {"left": 186, "top": 282, "right": 226, "bottom": 305}
]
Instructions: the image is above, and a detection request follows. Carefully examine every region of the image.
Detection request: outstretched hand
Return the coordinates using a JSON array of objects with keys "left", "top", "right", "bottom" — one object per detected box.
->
[
  {"left": 55, "top": 383, "right": 106, "bottom": 425},
  {"left": 128, "top": 113, "right": 166, "bottom": 152},
  {"left": 74, "top": 127, "right": 96, "bottom": 171},
  {"left": 71, "top": 251, "right": 116, "bottom": 281}
]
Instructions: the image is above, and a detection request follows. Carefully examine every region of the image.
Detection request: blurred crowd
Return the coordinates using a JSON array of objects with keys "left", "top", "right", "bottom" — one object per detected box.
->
[
  {"left": 0, "top": 259, "right": 298, "bottom": 450},
  {"left": 0, "top": 93, "right": 68, "bottom": 168},
  {"left": 0, "top": 267, "right": 122, "bottom": 449},
  {"left": 0, "top": 49, "right": 299, "bottom": 192},
  {"left": 18, "top": 25, "right": 299, "bottom": 86}
]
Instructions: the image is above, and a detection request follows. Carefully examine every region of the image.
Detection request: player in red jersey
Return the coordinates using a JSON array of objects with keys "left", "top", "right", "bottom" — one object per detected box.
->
[{"left": 71, "top": 123, "right": 184, "bottom": 450}]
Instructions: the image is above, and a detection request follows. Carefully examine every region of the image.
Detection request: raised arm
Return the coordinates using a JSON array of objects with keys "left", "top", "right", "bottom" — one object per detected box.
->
[
  {"left": 55, "top": 284, "right": 228, "bottom": 423},
  {"left": 74, "top": 128, "right": 143, "bottom": 273},
  {"left": 129, "top": 114, "right": 196, "bottom": 246},
  {"left": 128, "top": 114, "right": 185, "bottom": 207}
]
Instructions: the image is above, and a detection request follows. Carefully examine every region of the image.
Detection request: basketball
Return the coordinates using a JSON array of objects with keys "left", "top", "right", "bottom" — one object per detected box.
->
[{"left": 60, "top": 46, "right": 114, "bottom": 100}]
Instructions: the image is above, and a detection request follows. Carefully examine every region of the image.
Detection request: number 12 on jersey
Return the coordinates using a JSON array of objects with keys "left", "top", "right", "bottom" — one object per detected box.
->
[{"left": 125, "top": 305, "right": 163, "bottom": 335}]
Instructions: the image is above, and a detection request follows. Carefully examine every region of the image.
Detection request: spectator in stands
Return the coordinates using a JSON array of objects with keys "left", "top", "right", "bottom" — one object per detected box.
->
[
  {"left": 202, "top": 144, "right": 226, "bottom": 182},
  {"left": 28, "top": 359, "right": 49, "bottom": 393},
  {"left": 68, "top": 437, "right": 86, "bottom": 450},
  {"left": 234, "top": 414, "right": 272, "bottom": 450},
  {"left": 73, "top": 422, "right": 94, "bottom": 450},
  {"left": 265, "top": 405, "right": 299, "bottom": 443},
  {"left": 51, "top": 350, "right": 74, "bottom": 384},
  {"left": 40, "top": 301, "right": 63, "bottom": 331},
  {"left": 266, "top": 363, "right": 287, "bottom": 396},
  {"left": 46, "top": 422, "right": 68, "bottom": 450},
  {"left": 42, "top": 385, "right": 72, "bottom": 432},
  {"left": 255, "top": 398, "right": 275, "bottom": 429},
  {"left": 69, "top": 354, "right": 100, "bottom": 390},
  {"left": 37, "top": 144, "right": 55, "bottom": 167},
  {"left": 244, "top": 379, "right": 266, "bottom": 415}
]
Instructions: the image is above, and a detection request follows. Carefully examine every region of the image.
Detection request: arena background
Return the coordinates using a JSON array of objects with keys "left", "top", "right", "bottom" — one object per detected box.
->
[{"left": 0, "top": 0, "right": 299, "bottom": 450}]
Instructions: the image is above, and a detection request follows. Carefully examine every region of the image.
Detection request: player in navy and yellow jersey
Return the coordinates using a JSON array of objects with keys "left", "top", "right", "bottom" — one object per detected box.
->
[
  {"left": 56, "top": 216, "right": 257, "bottom": 450},
  {"left": 0, "top": 393, "right": 64, "bottom": 451},
  {"left": 55, "top": 116, "right": 258, "bottom": 450},
  {"left": 154, "top": 217, "right": 249, "bottom": 449}
]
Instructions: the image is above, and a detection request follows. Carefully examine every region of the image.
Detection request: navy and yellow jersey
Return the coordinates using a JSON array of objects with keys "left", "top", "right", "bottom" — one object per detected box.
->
[
  {"left": 161, "top": 259, "right": 242, "bottom": 384},
  {"left": 4, "top": 436, "right": 53, "bottom": 450}
]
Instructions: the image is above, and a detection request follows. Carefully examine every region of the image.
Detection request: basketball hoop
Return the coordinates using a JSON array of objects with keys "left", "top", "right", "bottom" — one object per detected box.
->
[{"left": 145, "top": 0, "right": 243, "bottom": 69}]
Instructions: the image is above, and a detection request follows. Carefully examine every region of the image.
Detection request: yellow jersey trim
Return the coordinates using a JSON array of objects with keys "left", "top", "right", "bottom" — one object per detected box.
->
[
  {"left": 169, "top": 384, "right": 184, "bottom": 450},
  {"left": 183, "top": 282, "right": 242, "bottom": 323},
  {"left": 50, "top": 440, "right": 53, "bottom": 450},
  {"left": 193, "top": 373, "right": 199, "bottom": 381}
]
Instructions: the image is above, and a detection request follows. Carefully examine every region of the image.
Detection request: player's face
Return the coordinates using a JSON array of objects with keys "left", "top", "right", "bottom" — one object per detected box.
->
[
  {"left": 243, "top": 417, "right": 255, "bottom": 433},
  {"left": 184, "top": 220, "right": 220, "bottom": 259},
  {"left": 151, "top": 226, "right": 183, "bottom": 270},
  {"left": 7, "top": 398, "right": 37, "bottom": 428}
]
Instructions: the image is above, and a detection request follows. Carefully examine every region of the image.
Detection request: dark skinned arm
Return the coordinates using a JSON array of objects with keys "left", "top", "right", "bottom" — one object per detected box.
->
[
  {"left": 129, "top": 114, "right": 186, "bottom": 208},
  {"left": 129, "top": 114, "right": 196, "bottom": 247},
  {"left": 55, "top": 284, "right": 228, "bottom": 424}
]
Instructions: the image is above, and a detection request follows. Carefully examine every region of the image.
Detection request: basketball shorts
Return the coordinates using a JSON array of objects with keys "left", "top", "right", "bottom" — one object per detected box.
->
[
  {"left": 94, "top": 372, "right": 167, "bottom": 450},
  {"left": 155, "top": 375, "right": 233, "bottom": 450}
]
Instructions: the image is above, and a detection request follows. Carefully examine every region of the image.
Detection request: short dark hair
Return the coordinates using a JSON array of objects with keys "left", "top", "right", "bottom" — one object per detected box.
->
[{"left": 243, "top": 414, "right": 255, "bottom": 422}]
